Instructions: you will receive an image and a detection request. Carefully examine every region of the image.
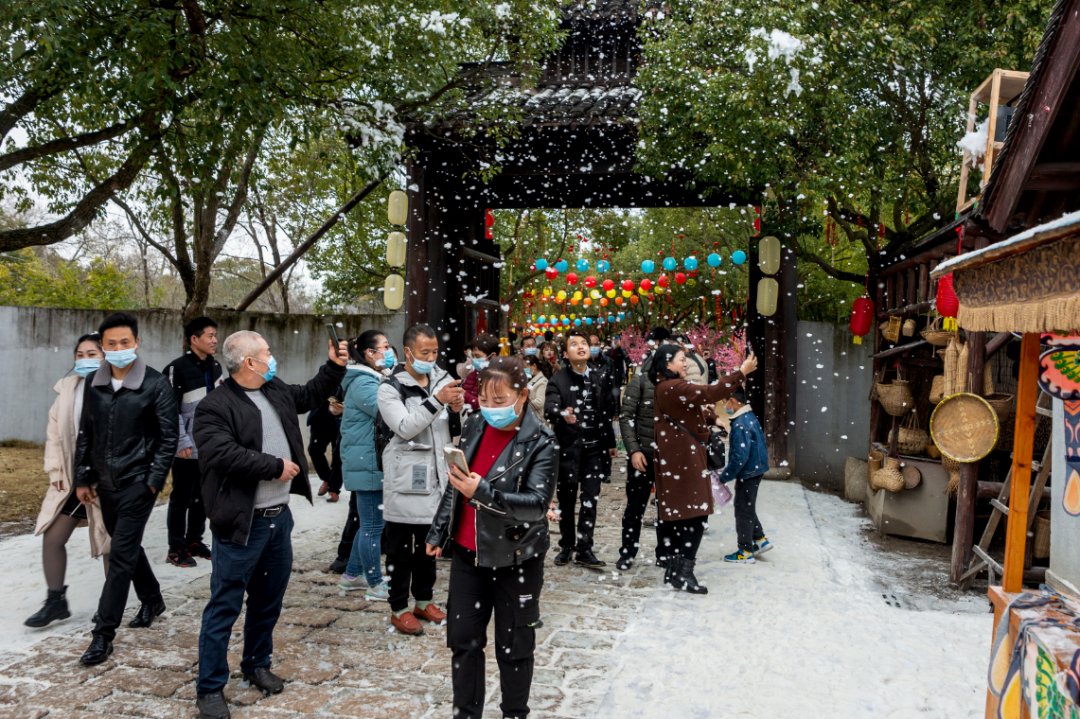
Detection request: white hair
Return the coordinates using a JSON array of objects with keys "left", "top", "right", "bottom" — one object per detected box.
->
[{"left": 222, "top": 330, "right": 265, "bottom": 375}]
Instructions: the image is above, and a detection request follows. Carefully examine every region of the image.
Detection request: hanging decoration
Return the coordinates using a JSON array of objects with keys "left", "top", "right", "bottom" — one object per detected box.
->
[
  {"left": 662, "top": 256, "right": 678, "bottom": 271},
  {"left": 684, "top": 256, "right": 699, "bottom": 271},
  {"left": 642, "top": 260, "right": 656, "bottom": 274},
  {"left": 554, "top": 259, "right": 569, "bottom": 274},
  {"left": 544, "top": 267, "right": 558, "bottom": 281},
  {"left": 596, "top": 260, "right": 611, "bottom": 273},
  {"left": 576, "top": 259, "right": 590, "bottom": 272},
  {"left": 485, "top": 209, "right": 495, "bottom": 240},
  {"left": 584, "top": 275, "right": 597, "bottom": 288},
  {"left": 602, "top": 278, "right": 615, "bottom": 292},
  {"left": 675, "top": 272, "right": 688, "bottom": 285},
  {"left": 535, "top": 258, "right": 549, "bottom": 271},
  {"left": 732, "top": 250, "right": 747, "bottom": 265},
  {"left": 849, "top": 296, "right": 874, "bottom": 345},
  {"left": 707, "top": 253, "right": 723, "bottom": 268},
  {"left": 936, "top": 274, "right": 960, "bottom": 331},
  {"left": 566, "top": 272, "right": 578, "bottom": 285}
]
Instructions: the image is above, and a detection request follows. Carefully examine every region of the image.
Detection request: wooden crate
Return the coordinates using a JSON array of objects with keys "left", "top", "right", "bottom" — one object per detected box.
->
[{"left": 956, "top": 69, "right": 1030, "bottom": 214}]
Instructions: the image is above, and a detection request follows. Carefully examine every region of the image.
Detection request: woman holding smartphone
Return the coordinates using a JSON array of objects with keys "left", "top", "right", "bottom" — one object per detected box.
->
[{"left": 426, "top": 356, "right": 557, "bottom": 719}]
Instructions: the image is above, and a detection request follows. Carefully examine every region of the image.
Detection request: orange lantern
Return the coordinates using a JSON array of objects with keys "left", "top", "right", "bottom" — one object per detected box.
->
[{"left": 600, "top": 298, "right": 609, "bottom": 307}]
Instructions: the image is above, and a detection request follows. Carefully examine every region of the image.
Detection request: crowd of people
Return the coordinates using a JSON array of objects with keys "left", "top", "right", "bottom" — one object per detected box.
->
[{"left": 26, "top": 312, "right": 769, "bottom": 719}]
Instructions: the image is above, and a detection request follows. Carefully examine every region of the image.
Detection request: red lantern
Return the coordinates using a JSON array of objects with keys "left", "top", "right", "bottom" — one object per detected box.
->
[
  {"left": 484, "top": 209, "right": 494, "bottom": 240},
  {"left": 545, "top": 267, "right": 558, "bottom": 281},
  {"left": 936, "top": 273, "right": 959, "bottom": 330},
  {"left": 675, "top": 272, "right": 687, "bottom": 285},
  {"left": 640, "top": 278, "right": 653, "bottom": 292},
  {"left": 657, "top": 274, "right": 670, "bottom": 288},
  {"left": 566, "top": 272, "right": 578, "bottom": 286},
  {"left": 849, "top": 296, "right": 874, "bottom": 345},
  {"left": 602, "top": 278, "right": 615, "bottom": 292},
  {"left": 621, "top": 279, "right": 635, "bottom": 292},
  {"left": 585, "top": 276, "right": 598, "bottom": 289}
]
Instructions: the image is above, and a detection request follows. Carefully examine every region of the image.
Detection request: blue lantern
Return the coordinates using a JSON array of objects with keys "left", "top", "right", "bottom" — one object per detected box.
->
[
  {"left": 641, "top": 259, "right": 655, "bottom": 274},
  {"left": 562, "top": 317, "right": 571, "bottom": 326},
  {"left": 617, "top": 312, "right": 625, "bottom": 321},
  {"left": 554, "top": 259, "right": 569, "bottom": 273},
  {"left": 574, "top": 318, "right": 582, "bottom": 326},
  {"left": 576, "top": 259, "right": 589, "bottom": 273},
  {"left": 596, "top": 260, "right": 610, "bottom": 273},
  {"left": 731, "top": 250, "right": 747, "bottom": 265},
  {"left": 662, "top": 257, "right": 677, "bottom": 271},
  {"left": 535, "top": 258, "right": 548, "bottom": 271},
  {"left": 707, "top": 253, "right": 722, "bottom": 268},
  {"left": 684, "top": 256, "right": 699, "bottom": 271},
  {"left": 537, "top": 315, "right": 546, "bottom": 324},
  {"left": 584, "top": 317, "right": 594, "bottom": 325}
]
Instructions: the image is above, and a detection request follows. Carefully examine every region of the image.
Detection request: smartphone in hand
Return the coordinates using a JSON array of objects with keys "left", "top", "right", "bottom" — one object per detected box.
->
[
  {"left": 326, "top": 323, "right": 345, "bottom": 360},
  {"left": 444, "top": 446, "right": 469, "bottom": 476}
]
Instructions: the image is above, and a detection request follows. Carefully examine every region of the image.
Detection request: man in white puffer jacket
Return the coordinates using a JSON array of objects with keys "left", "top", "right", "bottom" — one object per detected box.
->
[{"left": 378, "top": 324, "right": 464, "bottom": 636}]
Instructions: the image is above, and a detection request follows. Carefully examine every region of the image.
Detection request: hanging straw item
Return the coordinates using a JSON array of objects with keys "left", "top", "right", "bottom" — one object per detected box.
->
[
  {"left": 943, "top": 338, "right": 961, "bottom": 396},
  {"left": 902, "top": 318, "right": 916, "bottom": 337},
  {"left": 877, "top": 379, "right": 914, "bottom": 417},
  {"left": 882, "top": 316, "right": 902, "bottom": 344},
  {"left": 943, "top": 456, "right": 963, "bottom": 495},
  {"left": 955, "top": 341, "right": 971, "bottom": 393},
  {"left": 868, "top": 448, "right": 884, "bottom": 487},
  {"left": 921, "top": 315, "right": 956, "bottom": 347},
  {"left": 930, "top": 392, "right": 999, "bottom": 463},
  {"left": 871, "top": 457, "right": 905, "bottom": 492},
  {"left": 929, "top": 375, "right": 946, "bottom": 404},
  {"left": 897, "top": 412, "right": 929, "bottom": 455}
]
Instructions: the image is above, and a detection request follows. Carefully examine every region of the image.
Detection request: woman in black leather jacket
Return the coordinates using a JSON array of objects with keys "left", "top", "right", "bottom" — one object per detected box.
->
[{"left": 426, "top": 356, "right": 557, "bottom": 719}]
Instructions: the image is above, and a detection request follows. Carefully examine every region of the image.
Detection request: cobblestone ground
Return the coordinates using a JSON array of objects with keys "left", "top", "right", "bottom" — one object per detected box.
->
[{"left": 0, "top": 459, "right": 661, "bottom": 719}]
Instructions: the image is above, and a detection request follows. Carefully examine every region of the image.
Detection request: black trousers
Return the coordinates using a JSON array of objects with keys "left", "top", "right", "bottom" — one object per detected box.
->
[
  {"left": 166, "top": 457, "right": 206, "bottom": 550},
  {"left": 335, "top": 490, "right": 360, "bottom": 563},
  {"left": 308, "top": 430, "right": 342, "bottom": 493},
  {"left": 619, "top": 451, "right": 662, "bottom": 560},
  {"left": 556, "top": 445, "right": 609, "bottom": 552},
  {"left": 734, "top": 474, "right": 765, "bottom": 552},
  {"left": 383, "top": 521, "right": 435, "bottom": 612},
  {"left": 95, "top": 481, "right": 162, "bottom": 641},
  {"left": 663, "top": 515, "right": 707, "bottom": 561},
  {"left": 447, "top": 545, "right": 543, "bottom": 719}
]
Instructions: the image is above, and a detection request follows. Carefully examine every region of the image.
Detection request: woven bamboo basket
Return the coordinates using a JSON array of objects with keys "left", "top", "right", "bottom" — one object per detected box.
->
[
  {"left": 921, "top": 316, "right": 956, "bottom": 347},
  {"left": 871, "top": 457, "right": 905, "bottom": 493},
  {"left": 882, "top": 316, "right": 902, "bottom": 344},
  {"left": 897, "top": 412, "right": 929, "bottom": 455},
  {"left": 930, "top": 393, "right": 999, "bottom": 464},
  {"left": 901, "top": 463, "right": 922, "bottom": 490},
  {"left": 902, "top": 318, "right": 916, "bottom": 337},
  {"left": 877, "top": 379, "right": 914, "bottom": 417},
  {"left": 929, "top": 375, "right": 946, "bottom": 404},
  {"left": 867, "top": 449, "right": 884, "bottom": 485}
]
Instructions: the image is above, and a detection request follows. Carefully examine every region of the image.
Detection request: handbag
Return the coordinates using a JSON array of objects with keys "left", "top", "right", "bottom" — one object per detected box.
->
[
  {"left": 710, "top": 471, "right": 733, "bottom": 513},
  {"left": 666, "top": 415, "right": 726, "bottom": 470}
]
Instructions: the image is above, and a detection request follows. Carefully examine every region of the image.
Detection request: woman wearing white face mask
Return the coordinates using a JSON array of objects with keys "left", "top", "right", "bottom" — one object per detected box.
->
[
  {"left": 426, "top": 356, "right": 557, "bottom": 719},
  {"left": 26, "top": 334, "right": 111, "bottom": 628}
]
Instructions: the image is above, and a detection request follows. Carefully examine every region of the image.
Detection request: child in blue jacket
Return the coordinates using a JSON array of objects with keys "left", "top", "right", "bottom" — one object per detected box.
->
[{"left": 716, "top": 388, "right": 771, "bottom": 564}]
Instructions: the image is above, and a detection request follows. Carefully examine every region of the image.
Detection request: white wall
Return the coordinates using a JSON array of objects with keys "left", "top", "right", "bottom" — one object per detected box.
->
[
  {"left": 0, "top": 305, "right": 405, "bottom": 444},
  {"left": 1049, "top": 398, "right": 1080, "bottom": 597}
]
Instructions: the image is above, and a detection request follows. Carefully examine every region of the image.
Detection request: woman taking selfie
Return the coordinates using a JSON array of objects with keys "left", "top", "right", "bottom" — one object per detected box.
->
[
  {"left": 649, "top": 343, "right": 758, "bottom": 594},
  {"left": 426, "top": 356, "right": 557, "bottom": 719}
]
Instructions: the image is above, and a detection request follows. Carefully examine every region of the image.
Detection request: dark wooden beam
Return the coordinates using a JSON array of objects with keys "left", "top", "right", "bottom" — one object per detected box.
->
[
  {"left": 1024, "top": 162, "right": 1080, "bottom": 191},
  {"left": 951, "top": 330, "right": 986, "bottom": 585}
]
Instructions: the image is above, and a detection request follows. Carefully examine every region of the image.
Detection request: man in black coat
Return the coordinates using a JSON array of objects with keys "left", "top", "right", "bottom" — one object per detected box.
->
[
  {"left": 75, "top": 312, "right": 179, "bottom": 666},
  {"left": 191, "top": 330, "right": 347, "bottom": 719},
  {"left": 545, "top": 331, "right": 617, "bottom": 569}
]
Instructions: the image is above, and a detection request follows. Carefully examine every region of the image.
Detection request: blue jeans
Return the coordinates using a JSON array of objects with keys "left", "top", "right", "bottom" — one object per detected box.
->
[
  {"left": 344, "top": 490, "right": 384, "bottom": 586},
  {"left": 197, "top": 507, "right": 294, "bottom": 696}
]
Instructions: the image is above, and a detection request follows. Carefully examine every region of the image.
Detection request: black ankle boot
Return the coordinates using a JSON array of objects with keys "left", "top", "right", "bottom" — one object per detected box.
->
[
  {"left": 24, "top": 586, "right": 71, "bottom": 628},
  {"left": 673, "top": 558, "right": 708, "bottom": 595},
  {"left": 663, "top": 557, "right": 679, "bottom": 586}
]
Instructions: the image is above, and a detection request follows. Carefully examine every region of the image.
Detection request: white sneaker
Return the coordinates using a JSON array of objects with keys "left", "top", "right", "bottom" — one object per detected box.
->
[
  {"left": 365, "top": 582, "right": 390, "bottom": 602},
  {"left": 338, "top": 575, "right": 365, "bottom": 591}
]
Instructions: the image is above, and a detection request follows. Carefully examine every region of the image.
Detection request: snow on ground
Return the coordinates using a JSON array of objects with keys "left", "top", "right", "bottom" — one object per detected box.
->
[
  {"left": 599, "top": 480, "right": 992, "bottom": 719},
  {"left": 0, "top": 486, "right": 349, "bottom": 656}
]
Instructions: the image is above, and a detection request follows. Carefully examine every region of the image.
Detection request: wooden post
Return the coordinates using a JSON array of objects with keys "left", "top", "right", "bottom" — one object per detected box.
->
[
  {"left": 1002, "top": 332, "right": 1041, "bottom": 592},
  {"left": 950, "top": 330, "right": 985, "bottom": 584}
]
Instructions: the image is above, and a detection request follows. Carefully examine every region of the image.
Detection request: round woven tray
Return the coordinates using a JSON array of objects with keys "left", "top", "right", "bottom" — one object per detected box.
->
[
  {"left": 901, "top": 463, "right": 922, "bottom": 490},
  {"left": 930, "top": 393, "right": 999, "bottom": 463}
]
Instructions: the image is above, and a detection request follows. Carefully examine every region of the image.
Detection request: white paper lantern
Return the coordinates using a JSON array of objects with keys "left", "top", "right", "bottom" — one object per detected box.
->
[
  {"left": 386, "top": 231, "right": 406, "bottom": 267},
  {"left": 383, "top": 273, "right": 405, "bottom": 310},
  {"left": 387, "top": 191, "right": 408, "bottom": 226},
  {"left": 756, "top": 277, "right": 779, "bottom": 317}
]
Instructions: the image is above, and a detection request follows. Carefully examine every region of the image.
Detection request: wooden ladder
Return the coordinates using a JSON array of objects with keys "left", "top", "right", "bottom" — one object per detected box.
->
[{"left": 958, "top": 392, "right": 1053, "bottom": 589}]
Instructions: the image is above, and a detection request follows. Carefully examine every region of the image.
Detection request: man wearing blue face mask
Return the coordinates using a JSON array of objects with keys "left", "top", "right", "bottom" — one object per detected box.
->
[
  {"left": 192, "top": 329, "right": 347, "bottom": 718},
  {"left": 521, "top": 335, "right": 539, "bottom": 357},
  {"left": 462, "top": 333, "right": 499, "bottom": 413},
  {"left": 74, "top": 312, "right": 179, "bottom": 666}
]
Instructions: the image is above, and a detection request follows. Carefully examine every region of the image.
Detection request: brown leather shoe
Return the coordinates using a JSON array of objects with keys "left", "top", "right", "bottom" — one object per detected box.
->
[
  {"left": 390, "top": 611, "right": 424, "bottom": 635},
  {"left": 412, "top": 603, "right": 446, "bottom": 623}
]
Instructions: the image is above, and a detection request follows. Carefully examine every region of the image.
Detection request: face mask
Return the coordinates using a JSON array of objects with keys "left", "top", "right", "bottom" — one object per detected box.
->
[
  {"left": 411, "top": 356, "right": 435, "bottom": 375},
  {"left": 383, "top": 349, "right": 397, "bottom": 369},
  {"left": 481, "top": 402, "right": 520, "bottom": 429},
  {"left": 724, "top": 407, "right": 735, "bottom": 416},
  {"left": 524, "top": 367, "right": 533, "bottom": 379},
  {"left": 253, "top": 351, "right": 276, "bottom": 380},
  {"left": 589, "top": 347, "right": 601, "bottom": 358},
  {"left": 523, "top": 347, "right": 538, "bottom": 356},
  {"left": 104, "top": 348, "right": 137, "bottom": 368},
  {"left": 472, "top": 358, "right": 490, "bottom": 371},
  {"left": 73, "top": 358, "right": 101, "bottom": 378}
]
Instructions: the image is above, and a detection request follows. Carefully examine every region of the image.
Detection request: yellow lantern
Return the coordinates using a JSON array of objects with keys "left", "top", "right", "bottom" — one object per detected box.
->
[
  {"left": 654, "top": 286, "right": 665, "bottom": 295},
  {"left": 387, "top": 190, "right": 408, "bottom": 226},
  {"left": 573, "top": 290, "right": 583, "bottom": 301},
  {"left": 638, "top": 286, "right": 648, "bottom": 296},
  {"left": 756, "top": 277, "right": 779, "bottom": 316},
  {"left": 758, "top": 235, "right": 781, "bottom": 275},
  {"left": 543, "top": 287, "right": 553, "bottom": 297},
  {"left": 383, "top": 273, "right": 405, "bottom": 310},
  {"left": 590, "top": 289, "right": 602, "bottom": 300},
  {"left": 386, "top": 231, "right": 407, "bottom": 267},
  {"left": 605, "top": 289, "right": 616, "bottom": 299},
  {"left": 621, "top": 290, "right": 631, "bottom": 298}
]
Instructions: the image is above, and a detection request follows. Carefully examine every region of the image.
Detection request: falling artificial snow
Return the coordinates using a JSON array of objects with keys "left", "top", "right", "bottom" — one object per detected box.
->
[{"left": 956, "top": 118, "right": 990, "bottom": 167}]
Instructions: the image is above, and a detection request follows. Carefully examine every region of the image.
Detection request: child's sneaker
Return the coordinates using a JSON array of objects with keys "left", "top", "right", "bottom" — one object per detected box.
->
[
  {"left": 752, "top": 537, "right": 773, "bottom": 556},
  {"left": 724, "top": 550, "right": 757, "bottom": 564},
  {"left": 365, "top": 582, "right": 390, "bottom": 602}
]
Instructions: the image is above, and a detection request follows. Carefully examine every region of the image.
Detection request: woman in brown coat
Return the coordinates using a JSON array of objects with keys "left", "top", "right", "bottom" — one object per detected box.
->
[
  {"left": 26, "top": 334, "right": 111, "bottom": 627},
  {"left": 650, "top": 343, "right": 757, "bottom": 594}
]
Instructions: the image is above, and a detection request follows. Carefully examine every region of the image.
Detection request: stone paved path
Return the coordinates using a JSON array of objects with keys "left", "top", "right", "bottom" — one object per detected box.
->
[{"left": 0, "top": 460, "right": 661, "bottom": 719}]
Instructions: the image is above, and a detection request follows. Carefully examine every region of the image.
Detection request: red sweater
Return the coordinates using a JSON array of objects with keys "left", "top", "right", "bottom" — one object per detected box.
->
[{"left": 453, "top": 424, "right": 515, "bottom": 551}]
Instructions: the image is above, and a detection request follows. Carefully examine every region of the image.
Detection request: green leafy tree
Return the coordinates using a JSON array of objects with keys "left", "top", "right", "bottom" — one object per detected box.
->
[
  {"left": 0, "top": 247, "right": 138, "bottom": 309},
  {"left": 635, "top": 1, "right": 1049, "bottom": 310}
]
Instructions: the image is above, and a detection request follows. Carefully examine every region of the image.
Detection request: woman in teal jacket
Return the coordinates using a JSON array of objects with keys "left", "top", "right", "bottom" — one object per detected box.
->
[{"left": 338, "top": 329, "right": 395, "bottom": 601}]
